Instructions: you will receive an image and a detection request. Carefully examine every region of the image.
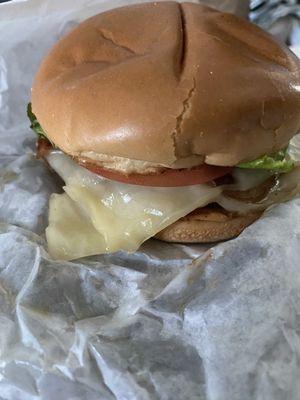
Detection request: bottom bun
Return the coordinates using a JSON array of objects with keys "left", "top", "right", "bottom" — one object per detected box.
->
[{"left": 155, "top": 206, "right": 263, "bottom": 243}]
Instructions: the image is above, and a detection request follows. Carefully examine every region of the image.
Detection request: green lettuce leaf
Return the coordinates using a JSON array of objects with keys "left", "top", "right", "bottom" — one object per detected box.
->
[
  {"left": 27, "top": 102, "right": 48, "bottom": 140},
  {"left": 237, "top": 147, "right": 294, "bottom": 173}
]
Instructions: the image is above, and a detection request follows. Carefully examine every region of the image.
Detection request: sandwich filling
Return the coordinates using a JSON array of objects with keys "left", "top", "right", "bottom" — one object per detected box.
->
[{"left": 45, "top": 146, "right": 300, "bottom": 260}]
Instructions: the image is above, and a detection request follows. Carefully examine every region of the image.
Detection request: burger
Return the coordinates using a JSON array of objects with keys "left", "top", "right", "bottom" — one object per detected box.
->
[{"left": 28, "top": 2, "right": 300, "bottom": 260}]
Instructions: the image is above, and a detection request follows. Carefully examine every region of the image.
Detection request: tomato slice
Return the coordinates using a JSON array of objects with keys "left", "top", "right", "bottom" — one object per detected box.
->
[{"left": 78, "top": 161, "right": 232, "bottom": 187}]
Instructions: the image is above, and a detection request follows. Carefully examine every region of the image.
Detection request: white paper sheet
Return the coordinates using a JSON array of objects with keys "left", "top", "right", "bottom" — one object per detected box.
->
[{"left": 1, "top": 1, "right": 300, "bottom": 399}]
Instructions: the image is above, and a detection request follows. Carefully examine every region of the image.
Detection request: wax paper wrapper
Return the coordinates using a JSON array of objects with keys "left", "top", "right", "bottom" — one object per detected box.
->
[
  {"left": 250, "top": 0, "right": 300, "bottom": 45},
  {"left": 1, "top": 1, "right": 300, "bottom": 399}
]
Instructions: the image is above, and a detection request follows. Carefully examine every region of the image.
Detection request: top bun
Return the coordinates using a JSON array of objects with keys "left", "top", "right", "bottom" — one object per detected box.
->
[{"left": 31, "top": 2, "right": 300, "bottom": 166}]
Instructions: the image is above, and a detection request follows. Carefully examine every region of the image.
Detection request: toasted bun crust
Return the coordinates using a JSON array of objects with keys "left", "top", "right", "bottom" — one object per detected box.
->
[
  {"left": 32, "top": 2, "right": 300, "bottom": 167},
  {"left": 156, "top": 207, "right": 262, "bottom": 242}
]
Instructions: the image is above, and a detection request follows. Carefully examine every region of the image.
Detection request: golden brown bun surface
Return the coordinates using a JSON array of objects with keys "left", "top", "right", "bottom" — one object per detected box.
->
[
  {"left": 32, "top": 2, "right": 300, "bottom": 166},
  {"left": 156, "top": 207, "right": 262, "bottom": 243}
]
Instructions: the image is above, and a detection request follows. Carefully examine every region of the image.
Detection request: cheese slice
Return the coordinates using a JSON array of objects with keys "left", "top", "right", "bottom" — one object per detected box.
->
[{"left": 46, "top": 152, "right": 222, "bottom": 260}]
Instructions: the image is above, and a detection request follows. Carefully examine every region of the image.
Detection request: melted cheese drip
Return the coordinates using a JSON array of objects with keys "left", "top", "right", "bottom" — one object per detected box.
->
[{"left": 46, "top": 152, "right": 222, "bottom": 260}]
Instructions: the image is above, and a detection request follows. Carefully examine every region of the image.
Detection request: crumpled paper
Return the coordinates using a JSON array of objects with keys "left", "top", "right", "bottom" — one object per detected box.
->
[
  {"left": 250, "top": 0, "right": 300, "bottom": 45},
  {"left": 1, "top": 1, "right": 300, "bottom": 399}
]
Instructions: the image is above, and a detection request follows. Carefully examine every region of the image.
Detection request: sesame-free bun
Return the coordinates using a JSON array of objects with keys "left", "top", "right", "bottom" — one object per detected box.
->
[
  {"left": 155, "top": 207, "right": 262, "bottom": 243},
  {"left": 31, "top": 2, "right": 300, "bottom": 167}
]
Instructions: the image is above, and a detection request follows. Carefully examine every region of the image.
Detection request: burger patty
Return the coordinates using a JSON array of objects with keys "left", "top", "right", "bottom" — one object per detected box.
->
[{"left": 224, "top": 176, "right": 276, "bottom": 203}]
